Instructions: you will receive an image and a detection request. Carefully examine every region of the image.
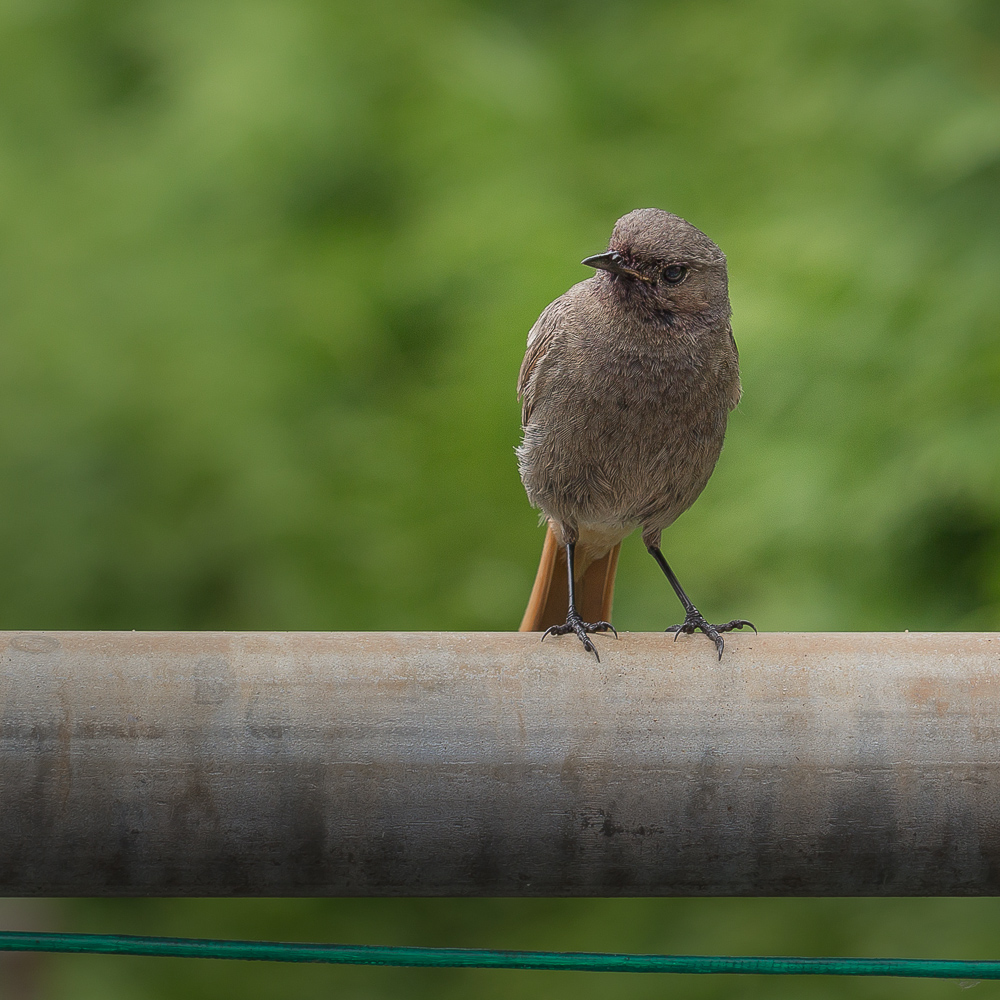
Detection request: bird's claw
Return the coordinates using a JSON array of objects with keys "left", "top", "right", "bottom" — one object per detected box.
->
[
  {"left": 666, "top": 614, "right": 756, "bottom": 660},
  {"left": 542, "top": 615, "right": 618, "bottom": 661}
]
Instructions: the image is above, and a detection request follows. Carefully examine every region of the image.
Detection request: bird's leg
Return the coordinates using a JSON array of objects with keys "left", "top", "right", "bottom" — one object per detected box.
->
[
  {"left": 646, "top": 546, "right": 755, "bottom": 660},
  {"left": 542, "top": 541, "right": 617, "bottom": 661}
]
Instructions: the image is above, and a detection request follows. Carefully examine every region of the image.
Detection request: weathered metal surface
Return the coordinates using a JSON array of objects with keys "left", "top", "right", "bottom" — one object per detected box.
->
[{"left": 0, "top": 630, "right": 999, "bottom": 895}]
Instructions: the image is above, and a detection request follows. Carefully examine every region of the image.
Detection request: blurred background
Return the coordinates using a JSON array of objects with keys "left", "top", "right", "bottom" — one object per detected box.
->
[{"left": 0, "top": 0, "right": 999, "bottom": 996}]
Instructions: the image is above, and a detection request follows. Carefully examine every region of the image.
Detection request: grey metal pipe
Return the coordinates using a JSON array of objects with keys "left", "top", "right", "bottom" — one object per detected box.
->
[{"left": 1, "top": 629, "right": 999, "bottom": 895}]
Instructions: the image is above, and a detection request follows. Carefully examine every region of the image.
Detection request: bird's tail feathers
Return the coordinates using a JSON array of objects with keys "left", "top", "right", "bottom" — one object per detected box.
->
[{"left": 519, "top": 524, "right": 620, "bottom": 632}]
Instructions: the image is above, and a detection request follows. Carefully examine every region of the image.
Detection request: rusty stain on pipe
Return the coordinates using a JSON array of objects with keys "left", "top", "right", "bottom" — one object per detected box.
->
[{"left": 0, "top": 630, "right": 999, "bottom": 896}]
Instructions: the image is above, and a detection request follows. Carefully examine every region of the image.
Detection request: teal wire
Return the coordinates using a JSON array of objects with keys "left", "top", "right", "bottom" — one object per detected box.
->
[{"left": 0, "top": 932, "right": 997, "bottom": 979}]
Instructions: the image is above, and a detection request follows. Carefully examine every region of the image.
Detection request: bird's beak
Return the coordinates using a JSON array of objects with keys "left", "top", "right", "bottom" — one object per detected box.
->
[{"left": 581, "top": 251, "right": 647, "bottom": 281}]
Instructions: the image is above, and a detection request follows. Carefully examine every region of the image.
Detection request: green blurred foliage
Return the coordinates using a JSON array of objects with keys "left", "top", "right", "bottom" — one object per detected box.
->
[{"left": 1, "top": 0, "right": 999, "bottom": 996}]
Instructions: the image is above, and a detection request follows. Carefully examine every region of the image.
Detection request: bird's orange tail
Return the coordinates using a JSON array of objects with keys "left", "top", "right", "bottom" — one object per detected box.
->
[{"left": 519, "top": 525, "right": 620, "bottom": 632}]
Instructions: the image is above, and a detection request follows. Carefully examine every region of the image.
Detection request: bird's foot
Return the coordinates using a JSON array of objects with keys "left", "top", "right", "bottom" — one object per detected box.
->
[
  {"left": 666, "top": 611, "right": 756, "bottom": 660},
  {"left": 542, "top": 613, "right": 618, "bottom": 662}
]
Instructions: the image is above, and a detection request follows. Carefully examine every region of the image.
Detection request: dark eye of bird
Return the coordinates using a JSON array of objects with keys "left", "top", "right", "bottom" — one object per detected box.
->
[{"left": 661, "top": 264, "right": 687, "bottom": 284}]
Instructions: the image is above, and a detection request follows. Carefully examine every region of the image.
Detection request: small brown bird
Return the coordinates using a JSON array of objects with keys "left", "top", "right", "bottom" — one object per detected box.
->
[{"left": 517, "top": 208, "right": 753, "bottom": 659}]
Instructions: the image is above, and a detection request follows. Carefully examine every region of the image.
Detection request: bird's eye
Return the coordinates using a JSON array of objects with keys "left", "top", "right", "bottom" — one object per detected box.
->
[{"left": 662, "top": 264, "right": 687, "bottom": 284}]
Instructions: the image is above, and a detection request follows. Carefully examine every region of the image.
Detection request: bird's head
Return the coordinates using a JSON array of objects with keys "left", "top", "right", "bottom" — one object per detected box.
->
[{"left": 583, "top": 208, "right": 730, "bottom": 323}]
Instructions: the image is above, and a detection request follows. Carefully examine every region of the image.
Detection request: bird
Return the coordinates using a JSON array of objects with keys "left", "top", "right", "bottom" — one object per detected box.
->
[{"left": 516, "top": 208, "right": 754, "bottom": 660}]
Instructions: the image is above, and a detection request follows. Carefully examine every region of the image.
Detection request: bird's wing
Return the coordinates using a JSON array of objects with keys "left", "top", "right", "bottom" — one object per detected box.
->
[
  {"left": 517, "top": 299, "right": 565, "bottom": 426},
  {"left": 726, "top": 323, "right": 743, "bottom": 410},
  {"left": 727, "top": 323, "right": 740, "bottom": 361}
]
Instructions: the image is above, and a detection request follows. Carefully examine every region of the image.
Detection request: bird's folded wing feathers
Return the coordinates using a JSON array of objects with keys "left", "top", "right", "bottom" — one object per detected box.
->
[{"left": 517, "top": 300, "right": 565, "bottom": 426}]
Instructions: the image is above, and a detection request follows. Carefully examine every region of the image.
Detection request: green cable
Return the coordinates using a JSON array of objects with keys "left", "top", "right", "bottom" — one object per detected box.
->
[{"left": 0, "top": 931, "right": 996, "bottom": 979}]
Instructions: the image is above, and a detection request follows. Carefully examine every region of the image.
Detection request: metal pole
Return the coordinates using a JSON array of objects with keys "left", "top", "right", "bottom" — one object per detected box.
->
[{"left": 0, "top": 630, "right": 998, "bottom": 895}]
